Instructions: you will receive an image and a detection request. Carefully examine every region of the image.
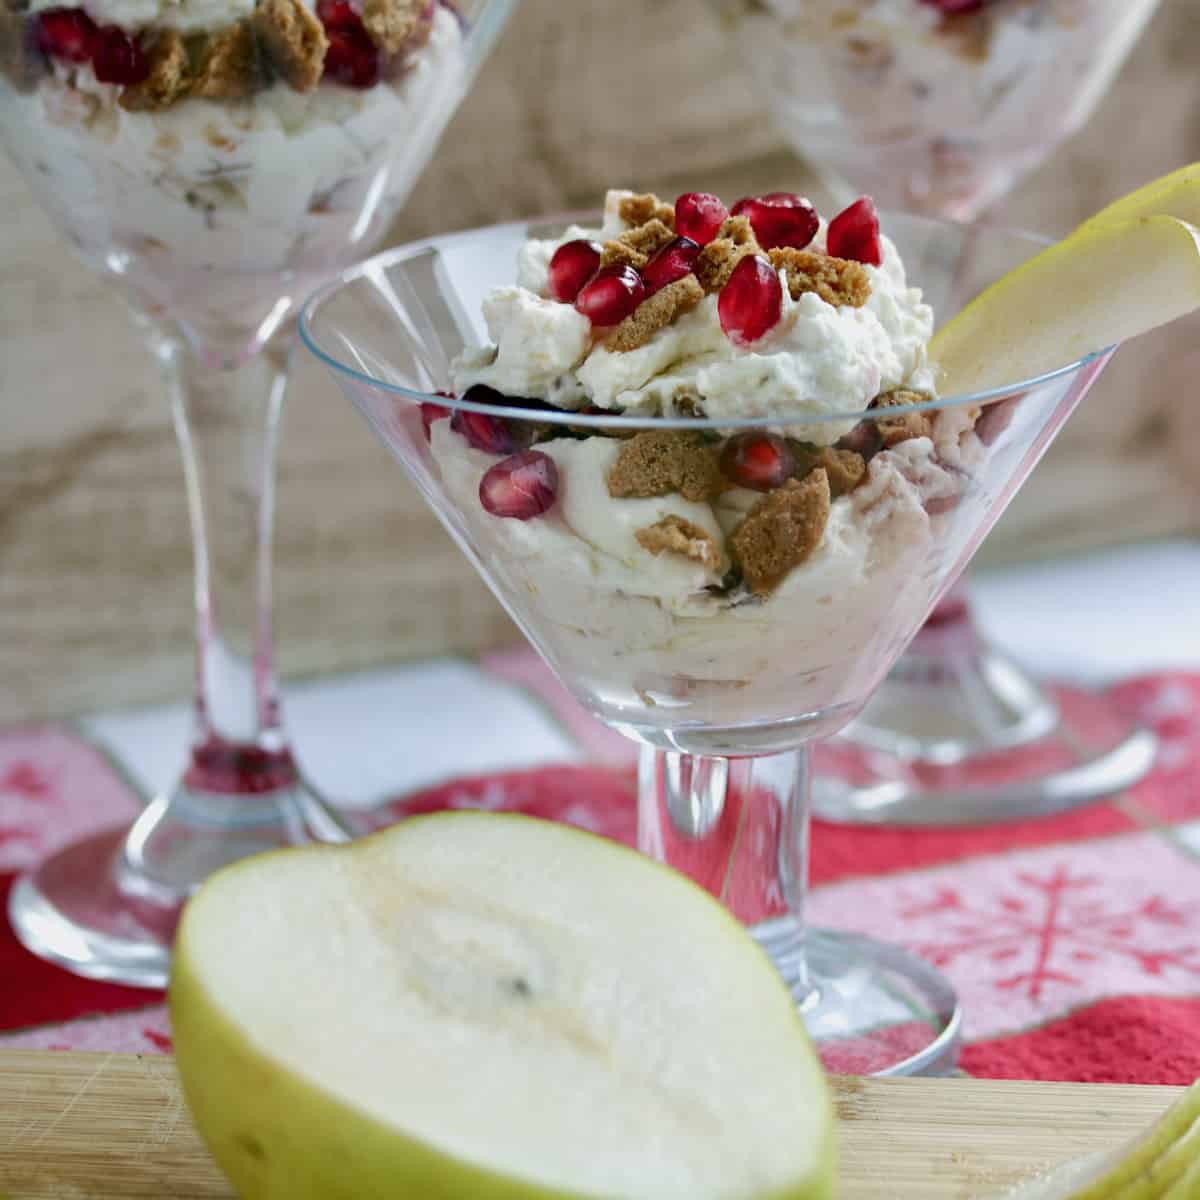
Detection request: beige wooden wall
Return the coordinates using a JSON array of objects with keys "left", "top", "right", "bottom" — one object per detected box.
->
[{"left": 2, "top": 0, "right": 1197, "bottom": 723}]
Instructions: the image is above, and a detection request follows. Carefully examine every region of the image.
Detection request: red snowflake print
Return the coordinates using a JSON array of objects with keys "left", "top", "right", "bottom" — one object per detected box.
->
[
  {"left": 0, "top": 759, "right": 55, "bottom": 848},
  {"left": 904, "top": 865, "right": 1200, "bottom": 1004}
]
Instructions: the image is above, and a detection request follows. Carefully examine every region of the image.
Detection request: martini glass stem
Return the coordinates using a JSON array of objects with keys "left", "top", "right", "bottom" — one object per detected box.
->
[{"left": 637, "top": 746, "right": 812, "bottom": 1004}]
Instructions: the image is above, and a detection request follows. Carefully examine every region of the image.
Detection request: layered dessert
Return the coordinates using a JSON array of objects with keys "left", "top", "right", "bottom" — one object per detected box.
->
[
  {"left": 714, "top": 0, "right": 1160, "bottom": 216},
  {"left": 0, "top": 0, "right": 464, "bottom": 347},
  {"left": 425, "top": 189, "right": 992, "bottom": 738}
]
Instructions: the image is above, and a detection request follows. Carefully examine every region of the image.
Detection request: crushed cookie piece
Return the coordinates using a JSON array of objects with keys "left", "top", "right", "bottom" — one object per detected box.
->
[
  {"left": 694, "top": 237, "right": 762, "bottom": 294},
  {"left": 119, "top": 29, "right": 191, "bottom": 111},
  {"left": 730, "top": 471, "right": 831, "bottom": 596},
  {"left": 599, "top": 241, "right": 648, "bottom": 270},
  {"left": 871, "top": 389, "right": 935, "bottom": 446},
  {"left": 251, "top": 0, "right": 327, "bottom": 92},
  {"left": 606, "top": 275, "right": 704, "bottom": 353},
  {"left": 769, "top": 248, "right": 871, "bottom": 308},
  {"left": 791, "top": 443, "right": 867, "bottom": 497},
  {"left": 607, "top": 431, "right": 723, "bottom": 503},
  {"left": 190, "top": 21, "right": 262, "bottom": 100},
  {"left": 717, "top": 214, "right": 757, "bottom": 246},
  {"left": 360, "top": 0, "right": 422, "bottom": 55},
  {"left": 636, "top": 516, "right": 722, "bottom": 572},
  {"left": 618, "top": 192, "right": 676, "bottom": 229}
]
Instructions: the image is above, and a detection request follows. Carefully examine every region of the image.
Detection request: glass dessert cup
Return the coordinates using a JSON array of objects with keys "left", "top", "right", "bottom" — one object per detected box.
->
[
  {"left": 716, "top": 0, "right": 1161, "bottom": 826},
  {"left": 2, "top": 0, "right": 519, "bottom": 988},
  {"left": 300, "top": 212, "right": 1118, "bottom": 1075}
]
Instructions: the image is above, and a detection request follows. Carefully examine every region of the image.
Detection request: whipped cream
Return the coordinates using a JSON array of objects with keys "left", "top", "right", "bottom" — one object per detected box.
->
[
  {"left": 28, "top": 0, "right": 255, "bottom": 34},
  {"left": 0, "top": 5, "right": 464, "bottom": 345},
  {"left": 454, "top": 193, "right": 934, "bottom": 443}
]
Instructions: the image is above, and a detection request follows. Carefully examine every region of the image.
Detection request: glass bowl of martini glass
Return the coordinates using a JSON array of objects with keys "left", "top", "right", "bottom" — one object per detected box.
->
[
  {"left": 712, "top": 0, "right": 1164, "bottom": 825},
  {"left": 1, "top": 0, "right": 520, "bottom": 987},
  {"left": 300, "top": 187, "right": 1199, "bottom": 1074}
]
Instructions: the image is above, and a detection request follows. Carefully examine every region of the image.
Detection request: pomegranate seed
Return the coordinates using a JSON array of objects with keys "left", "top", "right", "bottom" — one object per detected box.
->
[
  {"left": 641, "top": 236, "right": 701, "bottom": 294},
  {"left": 34, "top": 8, "right": 98, "bottom": 63},
  {"left": 675, "top": 192, "right": 728, "bottom": 245},
  {"left": 921, "top": 0, "right": 985, "bottom": 11},
  {"left": 574, "top": 264, "right": 646, "bottom": 327},
  {"left": 730, "top": 193, "right": 819, "bottom": 251},
  {"left": 91, "top": 24, "right": 149, "bottom": 85},
  {"left": 826, "top": 197, "right": 882, "bottom": 266},
  {"left": 451, "top": 409, "right": 516, "bottom": 456},
  {"left": 479, "top": 450, "right": 559, "bottom": 520},
  {"left": 323, "top": 21, "right": 378, "bottom": 88},
  {"left": 548, "top": 239, "right": 602, "bottom": 303},
  {"left": 719, "top": 433, "right": 796, "bottom": 492},
  {"left": 718, "top": 255, "right": 782, "bottom": 346},
  {"left": 836, "top": 420, "right": 883, "bottom": 462},
  {"left": 420, "top": 402, "right": 450, "bottom": 440},
  {"left": 317, "top": 0, "right": 359, "bottom": 25}
]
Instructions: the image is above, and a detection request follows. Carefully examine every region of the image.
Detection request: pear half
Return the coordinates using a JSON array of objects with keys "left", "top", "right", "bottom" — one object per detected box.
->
[
  {"left": 1078, "top": 162, "right": 1200, "bottom": 233},
  {"left": 170, "top": 813, "right": 836, "bottom": 1200},
  {"left": 930, "top": 213, "right": 1200, "bottom": 397}
]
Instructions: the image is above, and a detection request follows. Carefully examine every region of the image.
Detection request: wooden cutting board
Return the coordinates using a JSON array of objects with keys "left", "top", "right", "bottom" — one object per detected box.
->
[{"left": 0, "top": 1050, "right": 1183, "bottom": 1199}]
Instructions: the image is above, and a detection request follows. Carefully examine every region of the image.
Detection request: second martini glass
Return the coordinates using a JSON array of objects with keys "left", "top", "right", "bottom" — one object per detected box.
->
[
  {"left": 717, "top": 0, "right": 1162, "bottom": 824},
  {"left": 2, "top": 0, "right": 519, "bottom": 987},
  {"left": 301, "top": 211, "right": 1120, "bottom": 1075}
]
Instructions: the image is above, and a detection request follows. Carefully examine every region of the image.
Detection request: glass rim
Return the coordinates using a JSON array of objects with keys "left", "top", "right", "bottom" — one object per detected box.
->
[{"left": 298, "top": 212, "right": 1113, "bottom": 432}]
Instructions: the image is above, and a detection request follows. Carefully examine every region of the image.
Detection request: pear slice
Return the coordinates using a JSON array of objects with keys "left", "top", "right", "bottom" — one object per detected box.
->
[
  {"left": 930, "top": 214, "right": 1200, "bottom": 397},
  {"left": 170, "top": 813, "right": 836, "bottom": 1200},
  {"left": 1077, "top": 163, "right": 1200, "bottom": 232}
]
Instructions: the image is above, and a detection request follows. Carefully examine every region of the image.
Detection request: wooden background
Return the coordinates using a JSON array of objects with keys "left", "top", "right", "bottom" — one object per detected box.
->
[{"left": 2, "top": 0, "right": 1197, "bottom": 724}]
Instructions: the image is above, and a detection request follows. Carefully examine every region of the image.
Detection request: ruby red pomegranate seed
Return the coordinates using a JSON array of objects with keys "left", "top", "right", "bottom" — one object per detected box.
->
[
  {"left": 34, "top": 8, "right": 98, "bottom": 63},
  {"left": 317, "top": 0, "right": 359, "bottom": 25},
  {"left": 91, "top": 24, "right": 149, "bottom": 84},
  {"left": 921, "top": 0, "right": 985, "bottom": 12},
  {"left": 420, "top": 402, "right": 450, "bottom": 440},
  {"left": 826, "top": 196, "right": 882, "bottom": 266},
  {"left": 719, "top": 433, "right": 796, "bottom": 492},
  {"left": 451, "top": 410, "right": 516, "bottom": 456},
  {"left": 674, "top": 192, "right": 728, "bottom": 245},
  {"left": 836, "top": 420, "right": 883, "bottom": 462},
  {"left": 548, "top": 239, "right": 602, "bottom": 303},
  {"left": 718, "top": 255, "right": 782, "bottom": 345},
  {"left": 479, "top": 450, "right": 558, "bottom": 520},
  {"left": 730, "top": 193, "right": 819, "bottom": 251},
  {"left": 323, "top": 21, "right": 379, "bottom": 88},
  {"left": 641, "top": 236, "right": 701, "bottom": 294},
  {"left": 574, "top": 264, "right": 646, "bottom": 326}
]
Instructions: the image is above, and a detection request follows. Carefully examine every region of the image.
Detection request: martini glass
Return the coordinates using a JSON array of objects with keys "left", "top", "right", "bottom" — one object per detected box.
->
[
  {"left": 300, "top": 212, "right": 1116, "bottom": 1075},
  {"left": 1, "top": 0, "right": 519, "bottom": 987},
  {"left": 715, "top": 0, "right": 1161, "bottom": 824}
]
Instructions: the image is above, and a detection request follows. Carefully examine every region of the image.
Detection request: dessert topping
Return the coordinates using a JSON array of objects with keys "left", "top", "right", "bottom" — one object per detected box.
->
[
  {"left": 693, "top": 216, "right": 763, "bottom": 293},
  {"left": 600, "top": 218, "right": 676, "bottom": 269},
  {"left": 826, "top": 196, "right": 883, "bottom": 266},
  {"left": 769, "top": 248, "right": 871, "bottom": 308},
  {"left": 641, "top": 236, "right": 702, "bottom": 295},
  {"left": 548, "top": 239, "right": 602, "bottom": 303},
  {"left": 255, "top": 0, "right": 327, "bottom": 91},
  {"left": 871, "top": 389, "right": 935, "bottom": 446},
  {"left": 575, "top": 264, "right": 646, "bottom": 327},
  {"left": 119, "top": 30, "right": 190, "bottom": 111},
  {"left": 451, "top": 408, "right": 517, "bottom": 456},
  {"left": 635, "top": 516, "right": 722, "bottom": 572},
  {"left": 606, "top": 275, "right": 704, "bottom": 353},
  {"left": 607, "top": 431, "right": 724, "bottom": 503},
  {"left": 674, "top": 192, "right": 729, "bottom": 246},
  {"left": 731, "top": 193, "right": 819, "bottom": 251},
  {"left": 718, "top": 253, "right": 783, "bottom": 345},
  {"left": 730, "top": 470, "right": 832, "bottom": 596},
  {"left": 618, "top": 193, "right": 677, "bottom": 229},
  {"left": 191, "top": 21, "right": 260, "bottom": 100},
  {"left": 790, "top": 444, "right": 867, "bottom": 497},
  {"left": 360, "top": 0, "right": 424, "bottom": 56},
  {"left": 719, "top": 432, "right": 795, "bottom": 492},
  {"left": 479, "top": 450, "right": 559, "bottom": 520}
]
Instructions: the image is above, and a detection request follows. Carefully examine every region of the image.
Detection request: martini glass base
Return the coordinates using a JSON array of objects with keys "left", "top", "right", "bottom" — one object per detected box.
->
[
  {"left": 9, "top": 769, "right": 351, "bottom": 990},
  {"left": 755, "top": 919, "right": 961, "bottom": 1077},
  {"left": 813, "top": 646, "right": 1157, "bottom": 827}
]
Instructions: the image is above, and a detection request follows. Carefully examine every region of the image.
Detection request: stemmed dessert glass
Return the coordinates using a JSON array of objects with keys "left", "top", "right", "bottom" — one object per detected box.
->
[
  {"left": 301, "top": 212, "right": 1118, "bottom": 1075},
  {"left": 1, "top": 0, "right": 519, "bottom": 987},
  {"left": 715, "top": 0, "right": 1162, "bottom": 824}
]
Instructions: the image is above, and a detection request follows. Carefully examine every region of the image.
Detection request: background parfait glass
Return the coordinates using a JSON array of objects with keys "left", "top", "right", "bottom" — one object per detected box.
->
[
  {"left": 301, "top": 212, "right": 1119, "bottom": 1075},
  {"left": 715, "top": 0, "right": 1162, "bottom": 825},
  {"left": 1, "top": 0, "right": 519, "bottom": 987}
]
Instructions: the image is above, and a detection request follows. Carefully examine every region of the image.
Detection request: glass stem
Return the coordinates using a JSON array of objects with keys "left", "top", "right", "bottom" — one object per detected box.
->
[{"left": 637, "top": 746, "right": 812, "bottom": 1003}]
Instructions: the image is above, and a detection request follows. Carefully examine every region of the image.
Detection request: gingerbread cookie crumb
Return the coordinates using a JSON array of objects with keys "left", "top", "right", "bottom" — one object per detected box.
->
[
  {"left": 606, "top": 275, "right": 704, "bottom": 353},
  {"left": 618, "top": 192, "right": 676, "bottom": 229},
  {"left": 636, "top": 516, "right": 722, "bottom": 572},
  {"left": 360, "top": 0, "right": 423, "bottom": 55},
  {"left": 119, "top": 30, "right": 190, "bottom": 112},
  {"left": 694, "top": 238, "right": 762, "bottom": 294},
  {"left": 607, "top": 431, "right": 723, "bottom": 503},
  {"left": 730, "top": 470, "right": 832, "bottom": 597},
  {"left": 871, "top": 389, "right": 935, "bottom": 447},
  {"left": 251, "top": 0, "right": 327, "bottom": 92},
  {"left": 717, "top": 214, "right": 757, "bottom": 246},
  {"left": 190, "top": 21, "right": 262, "bottom": 101},
  {"left": 599, "top": 241, "right": 648, "bottom": 270},
  {"left": 792, "top": 444, "right": 867, "bottom": 497},
  {"left": 769, "top": 248, "right": 871, "bottom": 308}
]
